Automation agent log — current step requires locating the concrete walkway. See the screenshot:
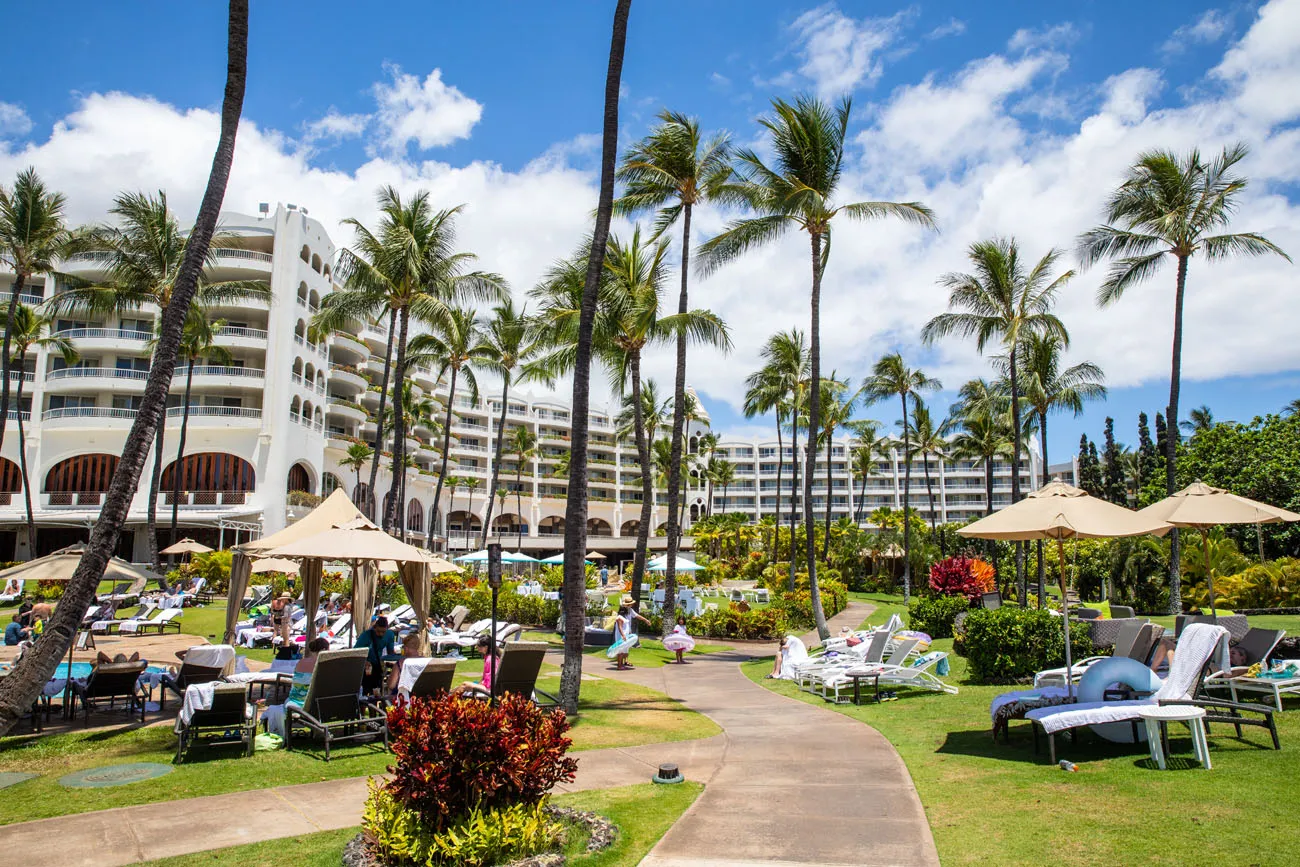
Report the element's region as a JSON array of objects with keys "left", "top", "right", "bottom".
[{"left": 0, "top": 600, "right": 939, "bottom": 867}]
